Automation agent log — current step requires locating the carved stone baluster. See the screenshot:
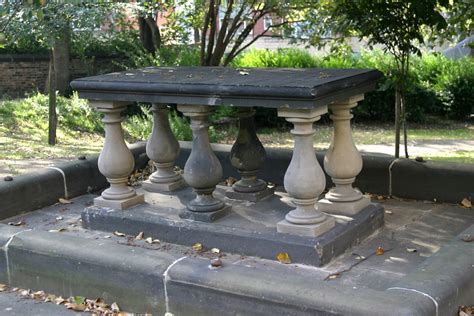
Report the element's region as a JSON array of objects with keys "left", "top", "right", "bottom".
[
  {"left": 143, "top": 103, "right": 185, "bottom": 192},
  {"left": 318, "top": 95, "right": 370, "bottom": 215},
  {"left": 91, "top": 101, "right": 144, "bottom": 210},
  {"left": 226, "top": 107, "right": 274, "bottom": 202},
  {"left": 177, "top": 105, "right": 230, "bottom": 222},
  {"left": 277, "top": 108, "right": 335, "bottom": 237}
]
